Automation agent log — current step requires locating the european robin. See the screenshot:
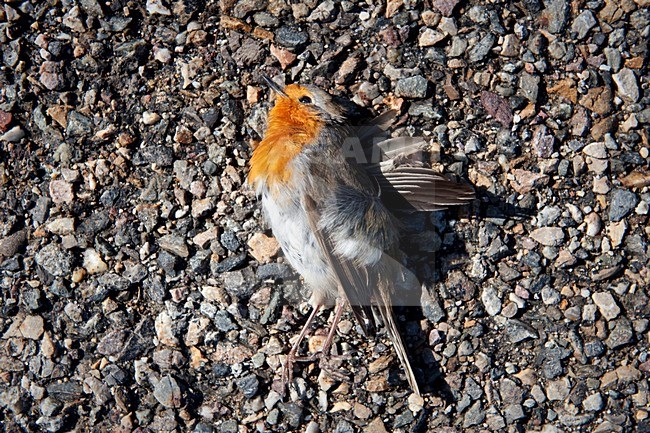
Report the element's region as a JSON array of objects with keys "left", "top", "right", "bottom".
[{"left": 248, "top": 75, "right": 474, "bottom": 396}]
